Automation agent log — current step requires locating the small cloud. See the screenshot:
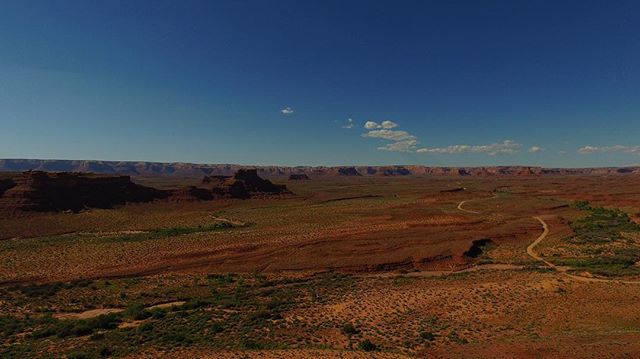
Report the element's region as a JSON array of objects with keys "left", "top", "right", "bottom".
[
  {"left": 364, "top": 121, "right": 381, "bottom": 129},
  {"left": 578, "top": 145, "right": 640, "bottom": 155},
  {"left": 364, "top": 120, "right": 398, "bottom": 130},
  {"left": 528, "top": 146, "right": 544, "bottom": 153},
  {"left": 342, "top": 118, "right": 355, "bottom": 129},
  {"left": 381, "top": 120, "right": 398, "bottom": 129},
  {"left": 378, "top": 139, "right": 418, "bottom": 152},
  {"left": 280, "top": 106, "right": 294, "bottom": 115},
  {"left": 362, "top": 129, "right": 417, "bottom": 142},
  {"left": 361, "top": 121, "right": 420, "bottom": 152},
  {"left": 417, "top": 140, "right": 522, "bottom": 156}
]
